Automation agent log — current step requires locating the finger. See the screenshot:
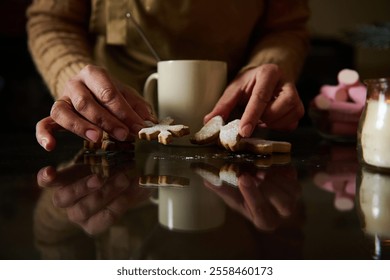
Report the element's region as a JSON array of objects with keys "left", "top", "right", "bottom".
[
  {"left": 239, "top": 67, "right": 281, "bottom": 137},
  {"left": 35, "top": 116, "right": 63, "bottom": 151},
  {"left": 120, "top": 84, "right": 158, "bottom": 123},
  {"left": 37, "top": 166, "right": 57, "bottom": 187},
  {"left": 65, "top": 80, "right": 132, "bottom": 141},
  {"left": 259, "top": 168, "right": 301, "bottom": 217},
  {"left": 261, "top": 85, "right": 304, "bottom": 130},
  {"left": 262, "top": 107, "right": 300, "bottom": 131},
  {"left": 66, "top": 172, "right": 130, "bottom": 223},
  {"left": 202, "top": 179, "right": 248, "bottom": 211},
  {"left": 262, "top": 178, "right": 296, "bottom": 218},
  {"left": 77, "top": 206, "right": 118, "bottom": 235},
  {"left": 238, "top": 174, "right": 279, "bottom": 231},
  {"left": 79, "top": 181, "right": 150, "bottom": 235},
  {"left": 78, "top": 66, "right": 145, "bottom": 134},
  {"left": 52, "top": 174, "right": 104, "bottom": 208},
  {"left": 50, "top": 98, "right": 103, "bottom": 143}
]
